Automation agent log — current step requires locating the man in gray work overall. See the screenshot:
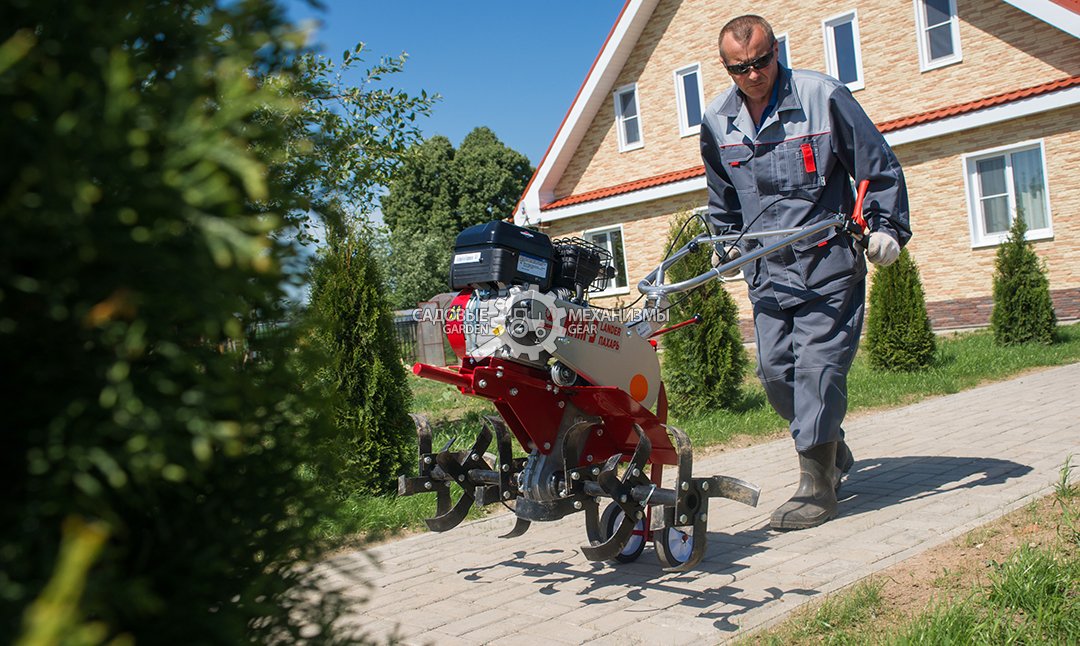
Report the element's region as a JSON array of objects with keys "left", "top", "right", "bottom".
[{"left": 700, "top": 15, "right": 911, "bottom": 529}]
